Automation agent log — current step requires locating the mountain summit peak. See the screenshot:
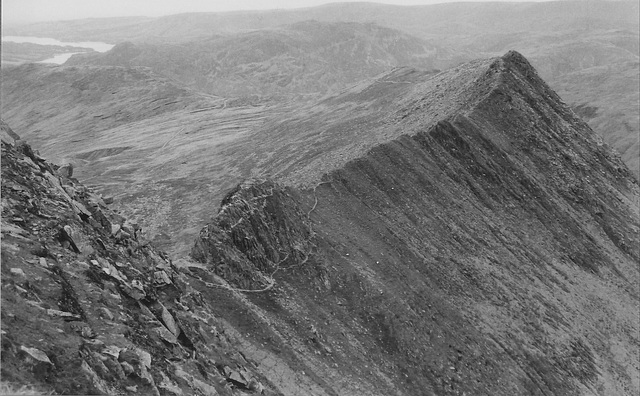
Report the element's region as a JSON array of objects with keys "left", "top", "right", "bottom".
[{"left": 501, "top": 49, "right": 534, "bottom": 69}]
